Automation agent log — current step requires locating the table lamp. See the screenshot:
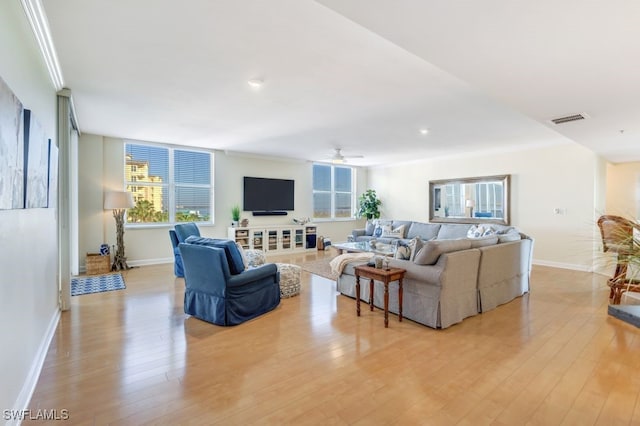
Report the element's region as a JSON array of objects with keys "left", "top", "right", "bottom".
[
  {"left": 104, "top": 191, "right": 135, "bottom": 271},
  {"left": 465, "top": 199, "right": 475, "bottom": 218}
]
